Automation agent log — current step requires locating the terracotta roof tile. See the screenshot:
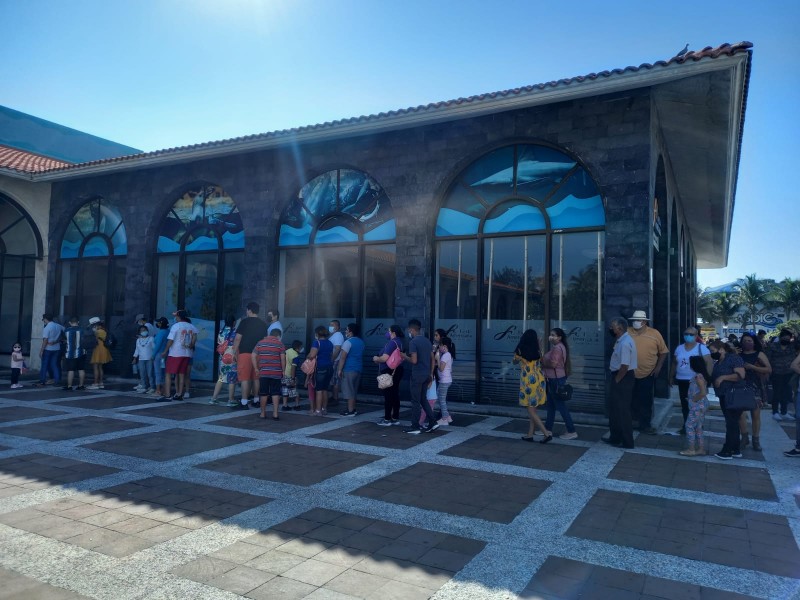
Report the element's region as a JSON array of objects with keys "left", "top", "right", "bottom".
[
  {"left": 39, "top": 41, "right": 752, "bottom": 175},
  {"left": 0, "top": 145, "right": 71, "bottom": 173}
]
